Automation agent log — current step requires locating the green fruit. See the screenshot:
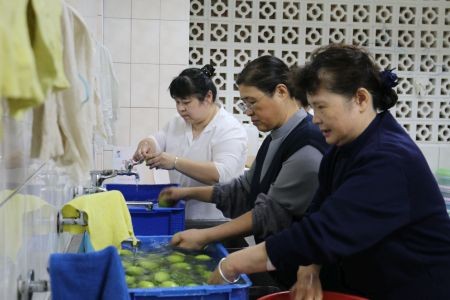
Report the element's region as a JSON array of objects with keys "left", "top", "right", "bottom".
[
  {"left": 186, "top": 283, "right": 199, "bottom": 287},
  {"left": 194, "top": 254, "right": 212, "bottom": 261},
  {"left": 121, "top": 261, "right": 132, "bottom": 269},
  {"left": 154, "top": 271, "right": 170, "bottom": 282},
  {"left": 158, "top": 194, "right": 174, "bottom": 207},
  {"left": 201, "top": 270, "right": 212, "bottom": 279},
  {"left": 166, "top": 254, "right": 184, "bottom": 263},
  {"left": 160, "top": 280, "right": 178, "bottom": 287},
  {"left": 170, "top": 262, "right": 191, "bottom": 270},
  {"left": 119, "top": 249, "right": 133, "bottom": 256},
  {"left": 194, "top": 264, "right": 207, "bottom": 271},
  {"left": 125, "top": 275, "right": 135, "bottom": 285},
  {"left": 137, "top": 260, "right": 159, "bottom": 270},
  {"left": 137, "top": 280, "right": 155, "bottom": 288},
  {"left": 125, "top": 265, "right": 145, "bottom": 276}
]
